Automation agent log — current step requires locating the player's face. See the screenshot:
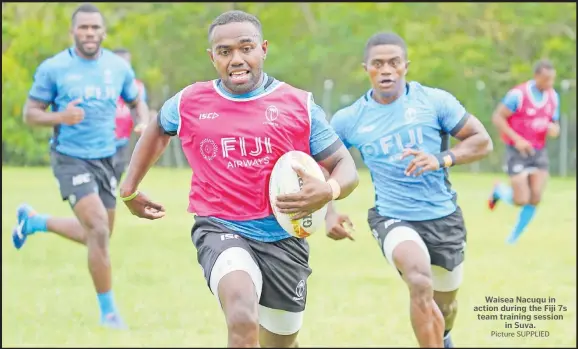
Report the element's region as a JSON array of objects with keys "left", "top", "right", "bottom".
[
  {"left": 71, "top": 12, "right": 106, "bottom": 58},
  {"left": 208, "top": 22, "right": 268, "bottom": 94},
  {"left": 535, "top": 68, "right": 556, "bottom": 91},
  {"left": 363, "top": 44, "right": 408, "bottom": 99}
]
